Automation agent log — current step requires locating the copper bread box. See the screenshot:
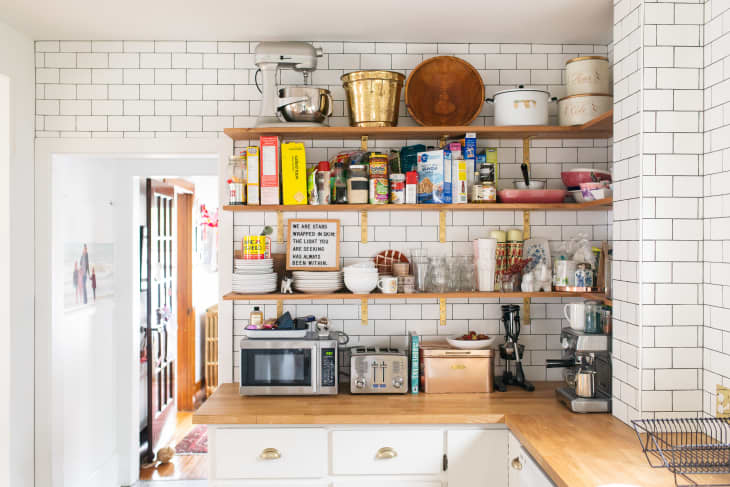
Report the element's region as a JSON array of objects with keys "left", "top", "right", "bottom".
[{"left": 420, "top": 344, "right": 495, "bottom": 393}]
